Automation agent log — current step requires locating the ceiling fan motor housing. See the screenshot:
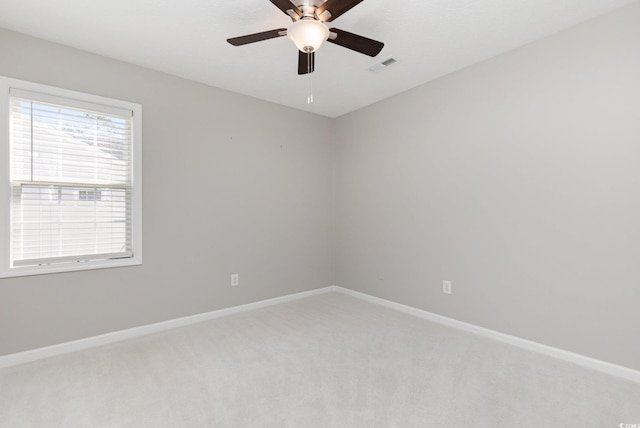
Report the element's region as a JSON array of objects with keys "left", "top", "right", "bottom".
[{"left": 295, "top": 0, "right": 332, "bottom": 20}]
